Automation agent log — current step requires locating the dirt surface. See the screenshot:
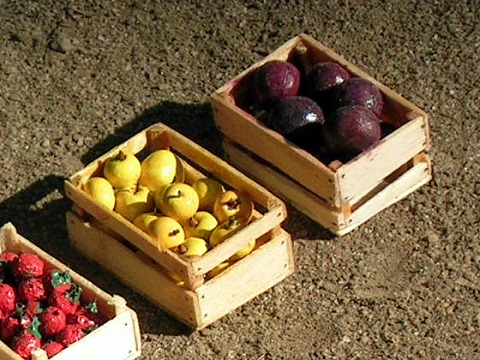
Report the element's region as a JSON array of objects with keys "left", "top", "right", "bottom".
[{"left": 1, "top": 1, "right": 479, "bottom": 359}]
